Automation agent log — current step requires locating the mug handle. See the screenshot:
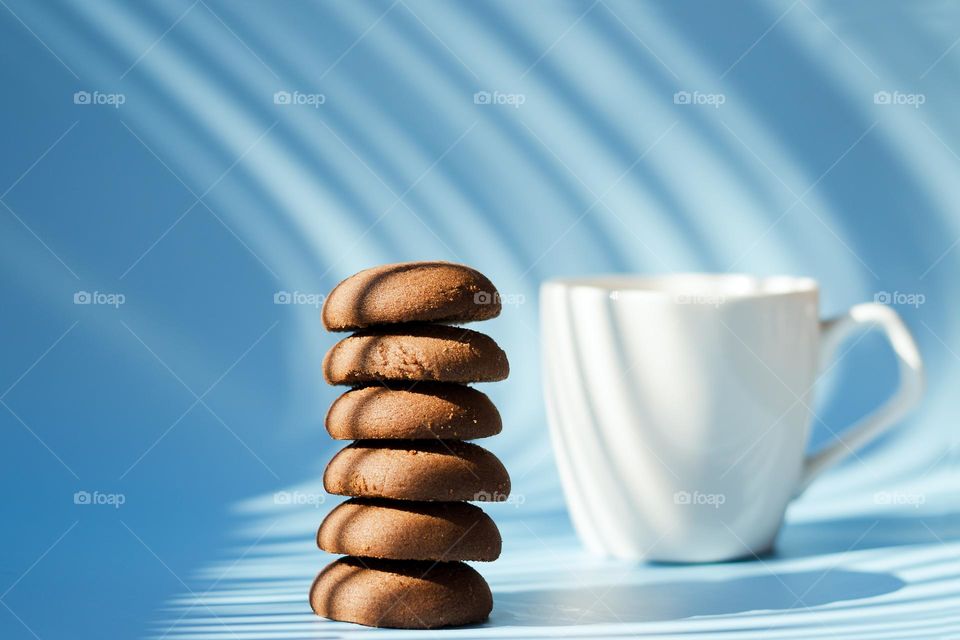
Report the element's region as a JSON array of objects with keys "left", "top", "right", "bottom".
[{"left": 797, "top": 303, "right": 924, "bottom": 491}]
